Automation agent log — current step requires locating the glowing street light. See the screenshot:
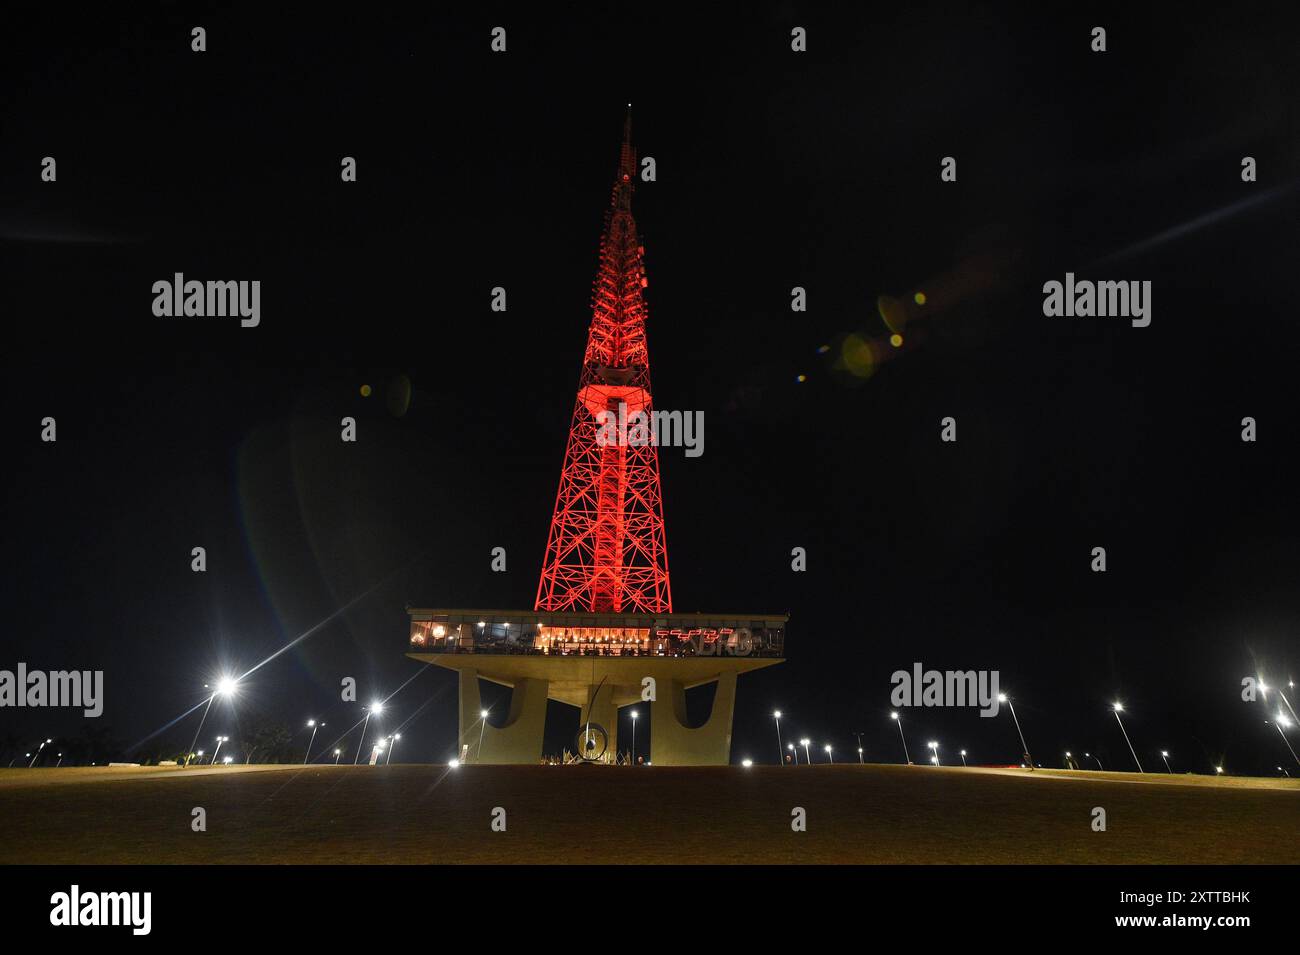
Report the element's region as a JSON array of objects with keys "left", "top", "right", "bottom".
[
  {"left": 997, "top": 693, "right": 1033, "bottom": 768},
  {"left": 386, "top": 733, "right": 401, "bottom": 765},
  {"left": 1215, "top": 765, "right": 1224, "bottom": 775},
  {"left": 773, "top": 711, "right": 784, "bottom": 765},
  {"left": 478, "top": 708, "right": 490, "bottom": 763},
  {"left": 824, "top": 744, "right": 833, "bottom": 763},
  {"left": 787, "top": 742, "right": 796, "bottom": 765},
  {"left": 211, "top": 735, "right": 228, "bottom": 765},
  {"left": 1160, "top": 750, "right": 1172, "bottom": 773},
  {"left": 1084, "top": 751, "right": 1103, "bottom": 770},
  {"left": 800, "top": 738, "right": 811, "bottom": 765},
  {"left": 890, "top": 712, "right": 911, "bottom": 764},
  {"left": 1271, "top": 714, "right": 1300, "bottom": 768},
  {"left": 630, "top": 709, "right": 639, "bottom": 764},
  {"left": 1260, "top": 679, "right": 1299, "bottom": 726},
  {"left": 449, "top": 759, "right": 461, "bottom": 769},
  {"left": 1111, "top": 703, "right": 1143, "bottom": 772},
  {"left": 959, "top": 749, "right": 967, "bottom": 767},
  {"left": 333, "top": 748, "right": 342, "bottom": 765},
  {"left": 741, "top": 758, "right": 753, "bottom": 768},
  {"left": 185, "top": 675, "right": 238, "bottom": 768},
  {"left": 222, "top": 756, "right": 233, "bottom": 765},
  {"left": 927, "top": 740, "right": 939, "bottom": 766},
  {"left": 355, "top": 702, "right": 383, "bottom": 765},
  {"left": 304, "top": 719, "right": 323, "bottom": 764},
  {"left": 27, "top": 738, "right": 52, "bottom": 768}
]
